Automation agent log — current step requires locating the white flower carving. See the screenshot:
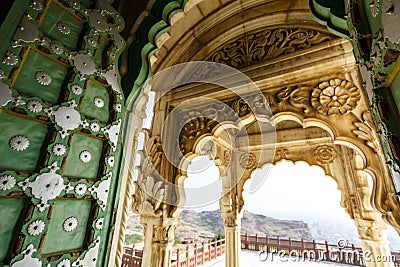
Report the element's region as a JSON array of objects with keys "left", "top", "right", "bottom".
[
  {"left": 57, "top": 259, "right": 71, "bottom": 267},
  {"left": 30, "top": 1, "right": 44, "bottom": 11},
  {"left": 26, "top": 100, "right": 42, "bottom": 113},
  {"left": 107, "top": 156, "right": 114, "bottom": 167},
  {"left": 2, "top": 51, "right": 18, "bottom": 66},
  {"left": 52, "top": 144, "right": 66, "bottom": 156},
  {"left": 90, "top": 122, "right": 100, "bottom": 132},
  {"left": 75, "top": 183, "right": 87, "bottom": 195},
  {"left": 9, "top": 135, "right": 30, "bottom": 151},
  {"left": 71, "top": 84, "right": 82, "bottom": 95},
  {"left": 50, "top": 42, "right": 63, "bottom": 55},
  {"left": 114, "top": 104, "right": 121, "bottom": 112},
  {"left": 95, "top": 218, "right": 104, "bottom": 230},
  {"left": 63, "top": 217, "right": 78, "bottom": 232},
  {"left": 93, "top": 97, "right": 105, "bottom": 108},
  {"left": 53, "top": 103, "right": 83, "bottom": 136},
  {"left": 79, "top": 150, "right": 92, "bottom": 163},
  {"left": 311, "top": 79, "right": 361, "bottom": 115},
  {"left": 27, "top": 220, "right": 45, "bottom": 236},
  {"left": 0, "top": 175, "right": 16, "bottom": 190},
  {"left": 35, "top": 71, "right": 52, "bottom": 85},
  {"left": 88, "top": 37, "right": 97, "bottom": 47},
  {"left": 57, "top": 22, "right": 70, "bottom": 35}
]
